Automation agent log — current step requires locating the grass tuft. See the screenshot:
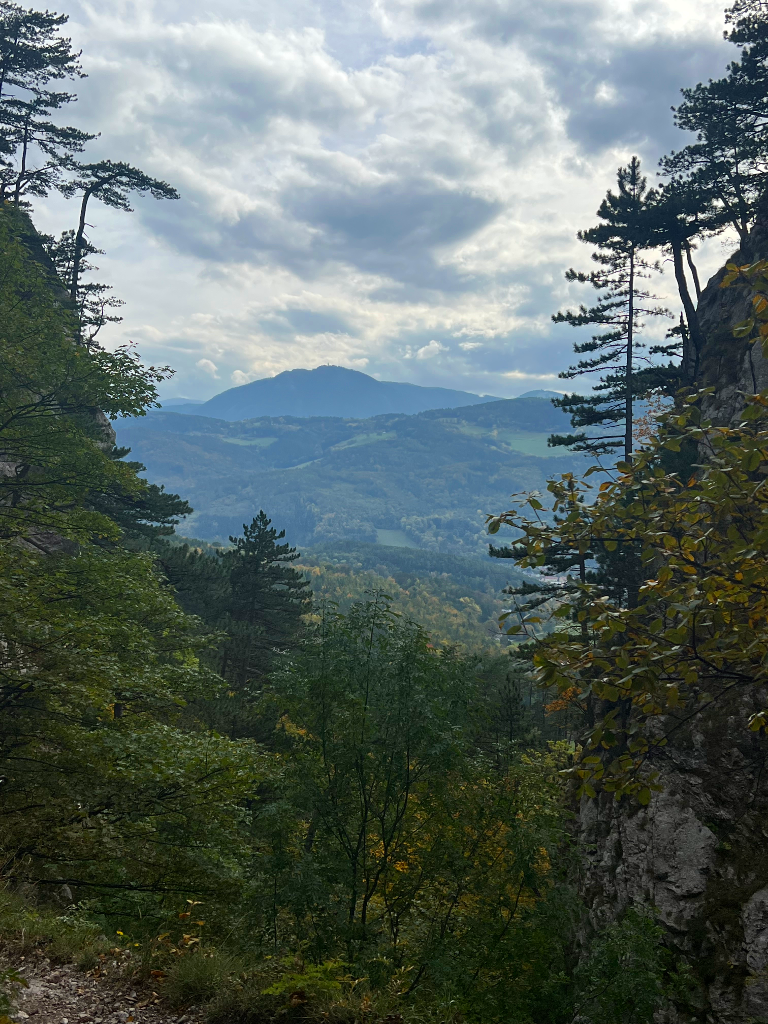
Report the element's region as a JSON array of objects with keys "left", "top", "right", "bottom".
[{"left": 163, "top": 950, "right": 242, "bottom": 1009}]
